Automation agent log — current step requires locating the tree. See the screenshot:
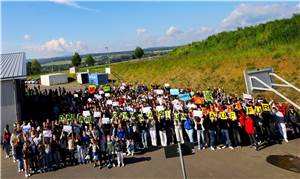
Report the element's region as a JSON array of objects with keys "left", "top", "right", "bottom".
[
  {"left": 85, "top": 55, "right": 95, "bottom": 66},
  {"left": 26, "top": 61, "right": 32, "bottom": 75},
  {"left": 31, "top": 59, "right": 41, "bottom": 74},
  {"left": 134, "top": 46, "right": 144, "bottom": 59},
  {"left": 71, "top": 52, "right": 82, "bottom": 67}
]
